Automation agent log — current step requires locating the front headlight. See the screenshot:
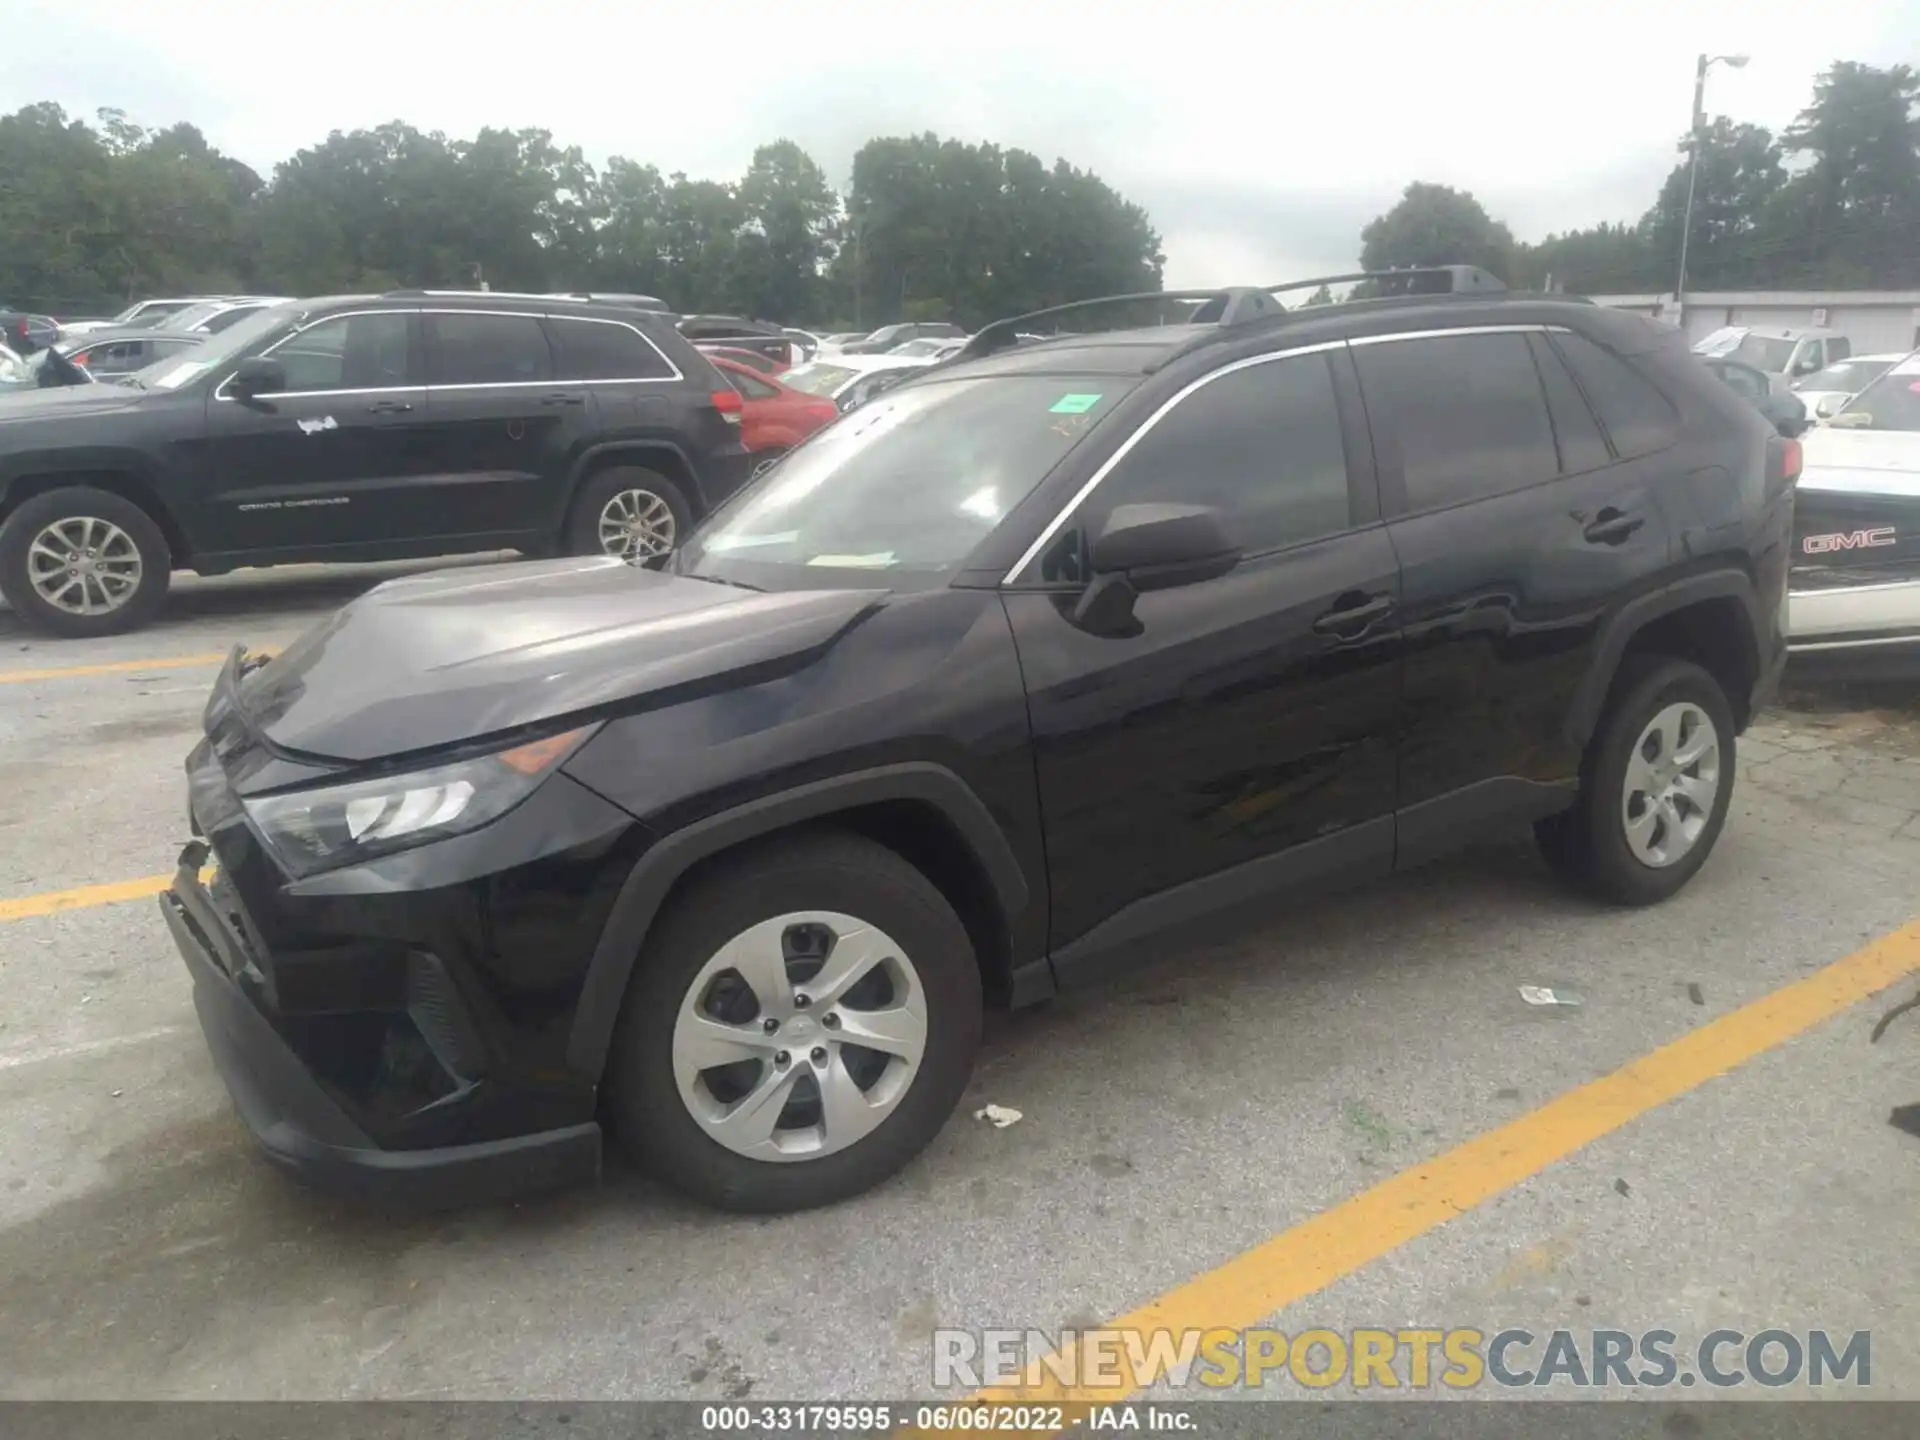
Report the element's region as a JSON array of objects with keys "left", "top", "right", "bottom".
[{"left": 243, "top": 726, "right": 596, "bottom": 877}]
